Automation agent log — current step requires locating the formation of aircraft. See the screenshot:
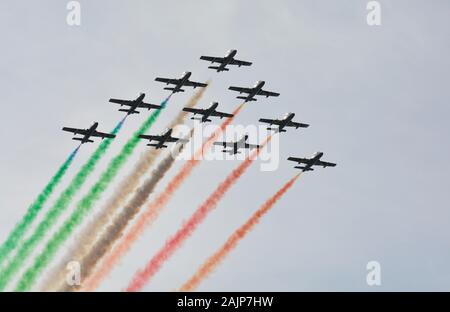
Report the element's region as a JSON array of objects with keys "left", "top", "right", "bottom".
[
  {"left": 155, "top": 72, "right": 208, "bottom": 94},
  {"left": 259, "top": 113, "right": 309, "bottom": 132},
  {"left": 213, "top": 134, "right": 260, "bottom": 155},
  {"left": 182, "top": 102, "right": 234, "bottom": 123},
  {"left": 288, "top": 152, "right": 336, "bottom": 172},
  {"left": 200, "top": 49, "right": 252, "bottom": 72},
  {"left": 62, "top": 122, "right": 116, "bottom": 144},
  {"left": 138, "top": 129, "right": 188, "bottom": 149},
  {"left": 228, "top": 81, "right": 280, "bottom": 102},
  {"left": 61, "top": 48, "right": 336, "bottom": 172},
  {"left": 109, "top": 93, "right": 162, "bottom": 115}
]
